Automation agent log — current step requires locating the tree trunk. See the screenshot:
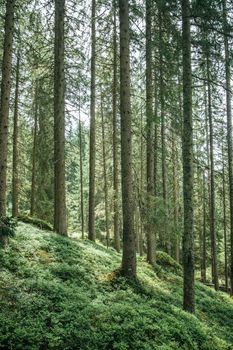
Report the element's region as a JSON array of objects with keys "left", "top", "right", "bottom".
[
  {"left": 112, "top": 0, "right": 120, "bottom": 252},
  {"left": 206, "top": 51, "right": 219, "bottom": 290},
  {"left": 222, "top": 144, "right": 228, "bottom": 292},
  {"left": 0, "top": 0, "right": 15, "bottom": 217},
  {"left": 182, "top": 0, "right": 195, "bottom": 313},
  {"left": 88, "top": 0, "right": 96, "bottom": 241},
  {"left": 158, "top": 6, "right": 169, "bottom": 254},
  {"left": 30, "top": 81, "right": 39, "bottom": 217},
  {"left": 222, "top": 0, "right": 233, "bottom": 295},
  {"left": 79, "top": 96, "right": 85, "bottom": 239},
  {"left": 101, "top": 97, "right": 110, "bottom": 248},
  {"left": 146, "top": 0, "right": 155, "bottom": 265},
  {"left": 201, "top": 171, "right": 207, "bottom": 283},
  {"left": 12, "top": 51, "right": 20, "bottom": 217},
  {"left": 54, "top": 0, "right": 67, "bottom": 234},
  {"left": 119, "top": 0, "right": 136, "bottom": 278},
  {"left": 172, "top": 130, "right": 179, "bottom": 262}
]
